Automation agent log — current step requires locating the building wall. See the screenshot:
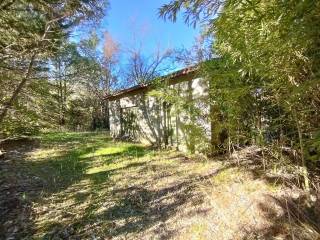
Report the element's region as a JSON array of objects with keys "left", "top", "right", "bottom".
[{"left": 108, "top": 76, "right": 211, "bottom": 152}]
